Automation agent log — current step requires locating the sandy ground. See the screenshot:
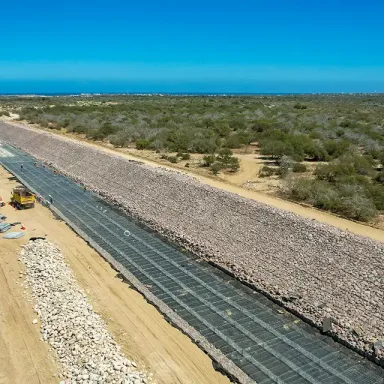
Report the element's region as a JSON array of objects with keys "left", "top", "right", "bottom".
[{"left": 0, "top": 167, "right": 231, "bottom": 384}]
